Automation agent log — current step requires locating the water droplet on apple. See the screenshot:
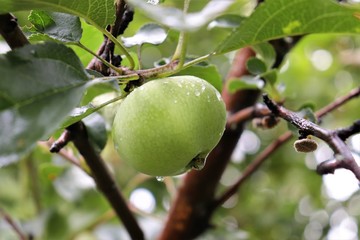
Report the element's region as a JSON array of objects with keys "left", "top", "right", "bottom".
[
  {"left": 156, "top": 176, "right": 164, "bottom": 182},
  {"left": 195, "top": 90, "right": 200, "bottom": 97},
  {"left": 201, "top": 85, "right": 206, "bottom": 92}
]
